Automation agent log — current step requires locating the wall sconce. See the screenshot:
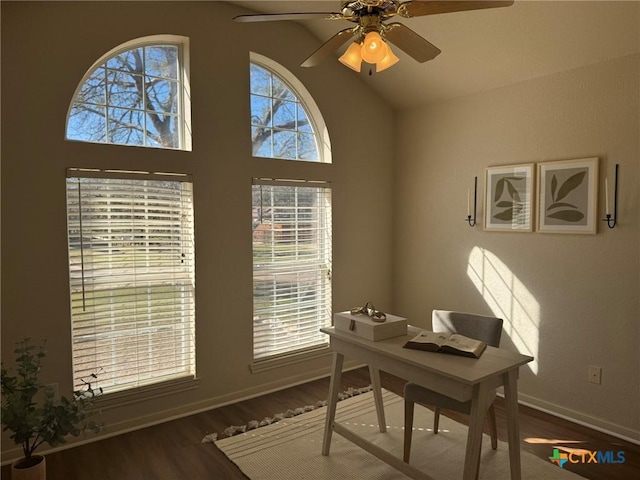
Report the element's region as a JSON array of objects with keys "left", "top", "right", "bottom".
[
  {"left": 602, "top": 163, "right": 619, "bottom": 229},
  {"left": 466, "top": 176, "right": 477, "bottom": 227}
]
